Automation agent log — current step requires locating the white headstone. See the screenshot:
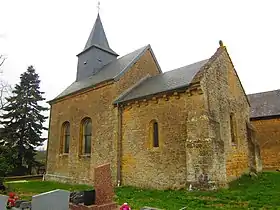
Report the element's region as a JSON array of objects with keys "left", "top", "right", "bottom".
[
  {"left": 31, "top": 189, "right": 70, "bottom": 210},
  {"left": 0, "top": 194, "right": 8, "bottom": 209}
]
